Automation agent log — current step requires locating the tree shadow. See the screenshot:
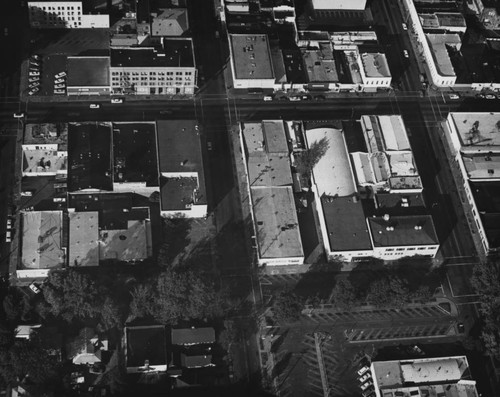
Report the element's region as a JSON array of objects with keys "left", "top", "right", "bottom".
[
  {"left": 157, "top": 216, "right": 192, "bottom": 266},
  {"left": 272, "top": 351, "right": 292, "bottom": 379},
  {"left": 270, "top": 328, "right": 290, "bottom": 354}
]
